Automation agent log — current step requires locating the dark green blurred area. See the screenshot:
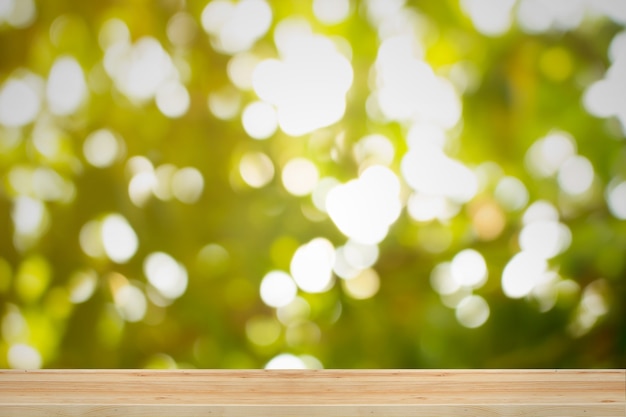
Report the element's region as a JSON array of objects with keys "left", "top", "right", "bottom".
[{"left": 0, "top": 0, "right": 625, "bottom": 369}]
